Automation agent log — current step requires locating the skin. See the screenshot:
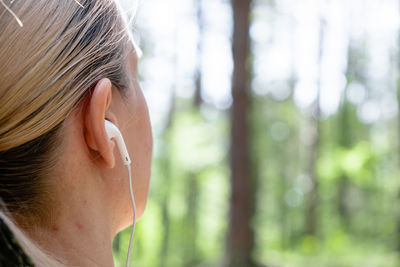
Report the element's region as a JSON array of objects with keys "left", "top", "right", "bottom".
[{"left": 30, "top": 45, "right": 152, "bottom": 266}]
